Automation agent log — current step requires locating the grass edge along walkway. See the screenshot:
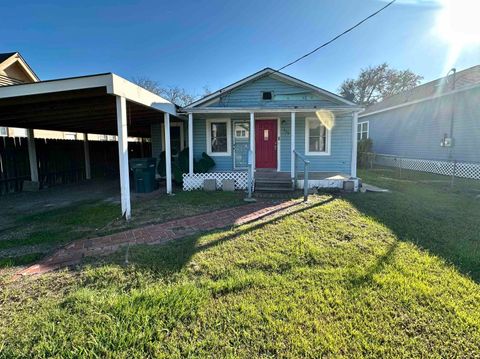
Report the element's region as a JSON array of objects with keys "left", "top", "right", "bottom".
[{"left": 13, "top": 199, "right": 300, "bottom": 278}]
